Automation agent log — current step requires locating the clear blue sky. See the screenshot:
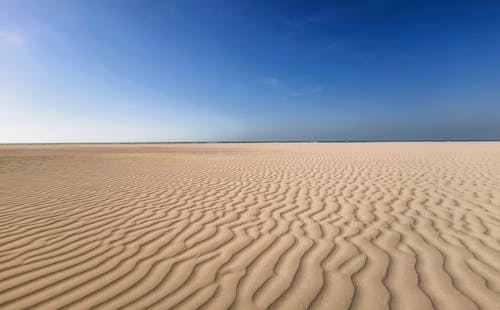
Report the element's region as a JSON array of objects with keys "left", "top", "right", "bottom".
[{"left": 1, "top": 0, "right": 500, "bottom": 142}]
